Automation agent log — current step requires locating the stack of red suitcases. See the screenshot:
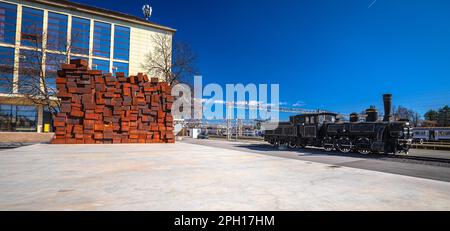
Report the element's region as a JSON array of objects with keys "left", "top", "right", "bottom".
[{"left": 51, "top": 59, "right": 175, "bottom": 144}]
